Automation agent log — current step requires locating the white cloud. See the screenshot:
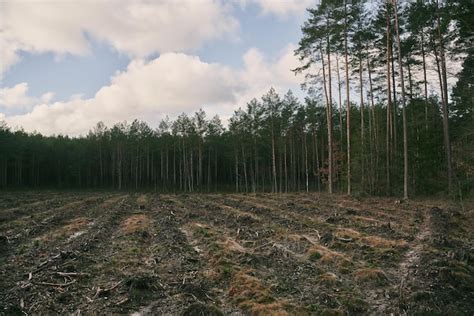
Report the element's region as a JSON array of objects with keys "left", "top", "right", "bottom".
[
  {"left": 238, "top": 0, "right": 316, "bottom": 17},
  {"left": 0, "top": 82, "right": 54, "bottom": 110},
  {"left": 0, "top": 83, "right": 32, "bottom": 109},
  {"left": 237, "top": 44, "right": 302, "bottom": 103},
  {"left": 3, "top": 48, "right": 304, "bottom": 136},
  {"left": 0, "top": 0, "right": 239, "bottom": 76}
]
